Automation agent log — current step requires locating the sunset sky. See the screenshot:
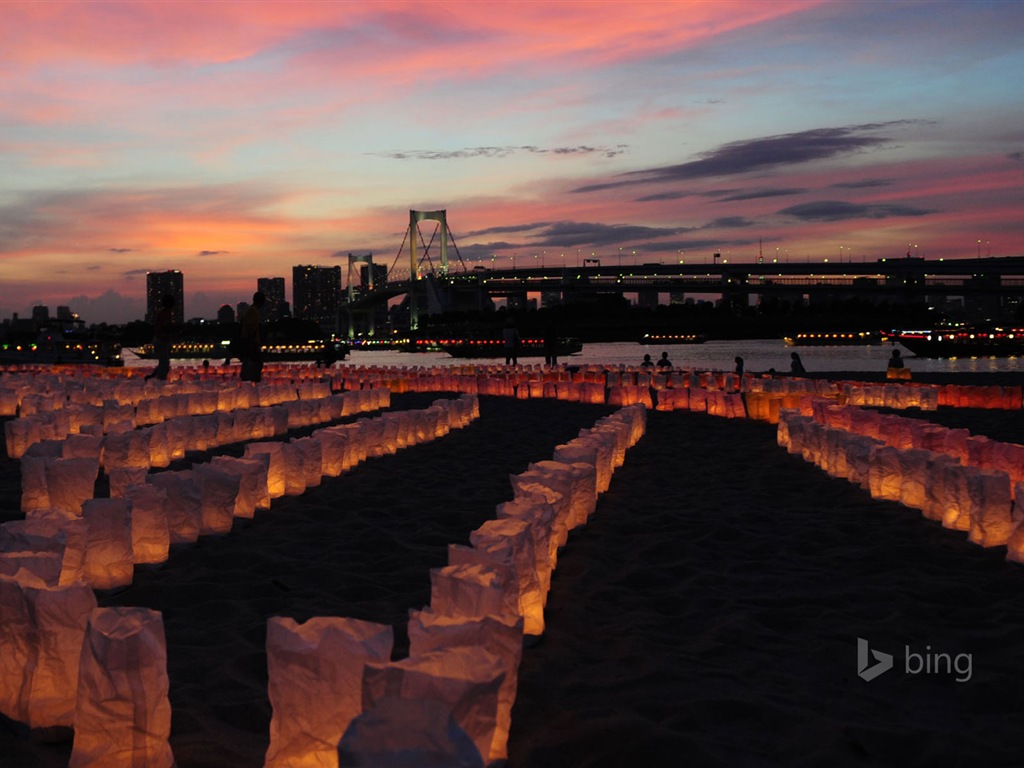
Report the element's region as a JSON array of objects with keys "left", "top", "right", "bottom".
[{"left": 2, "top": 0, "right": 1023, "bottom": 323}]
